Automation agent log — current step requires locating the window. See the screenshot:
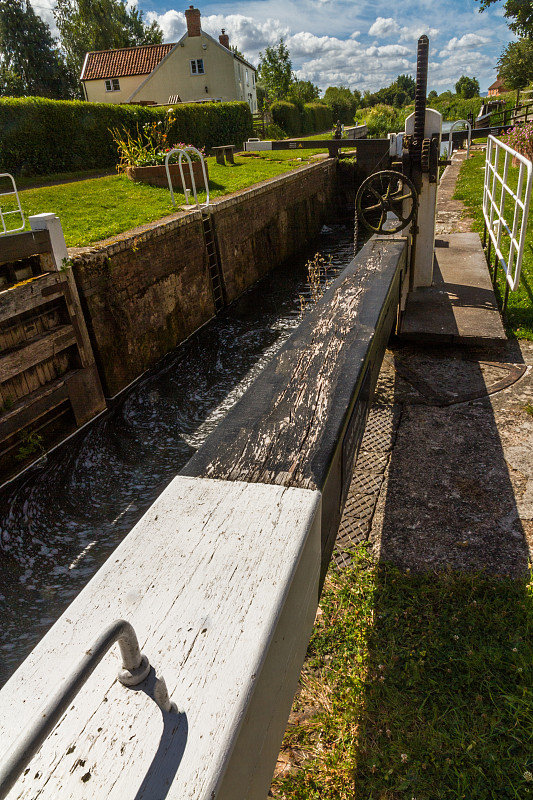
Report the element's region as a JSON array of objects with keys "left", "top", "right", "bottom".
[
  {"left": 105, "top": 78, "right": 120, "bottom": 91},
  {"left": 190, "top": 59, "right": 205, "bottom": 75},
  {"left": 246, "top": 69, "right": 249, "bottom": 86}
]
